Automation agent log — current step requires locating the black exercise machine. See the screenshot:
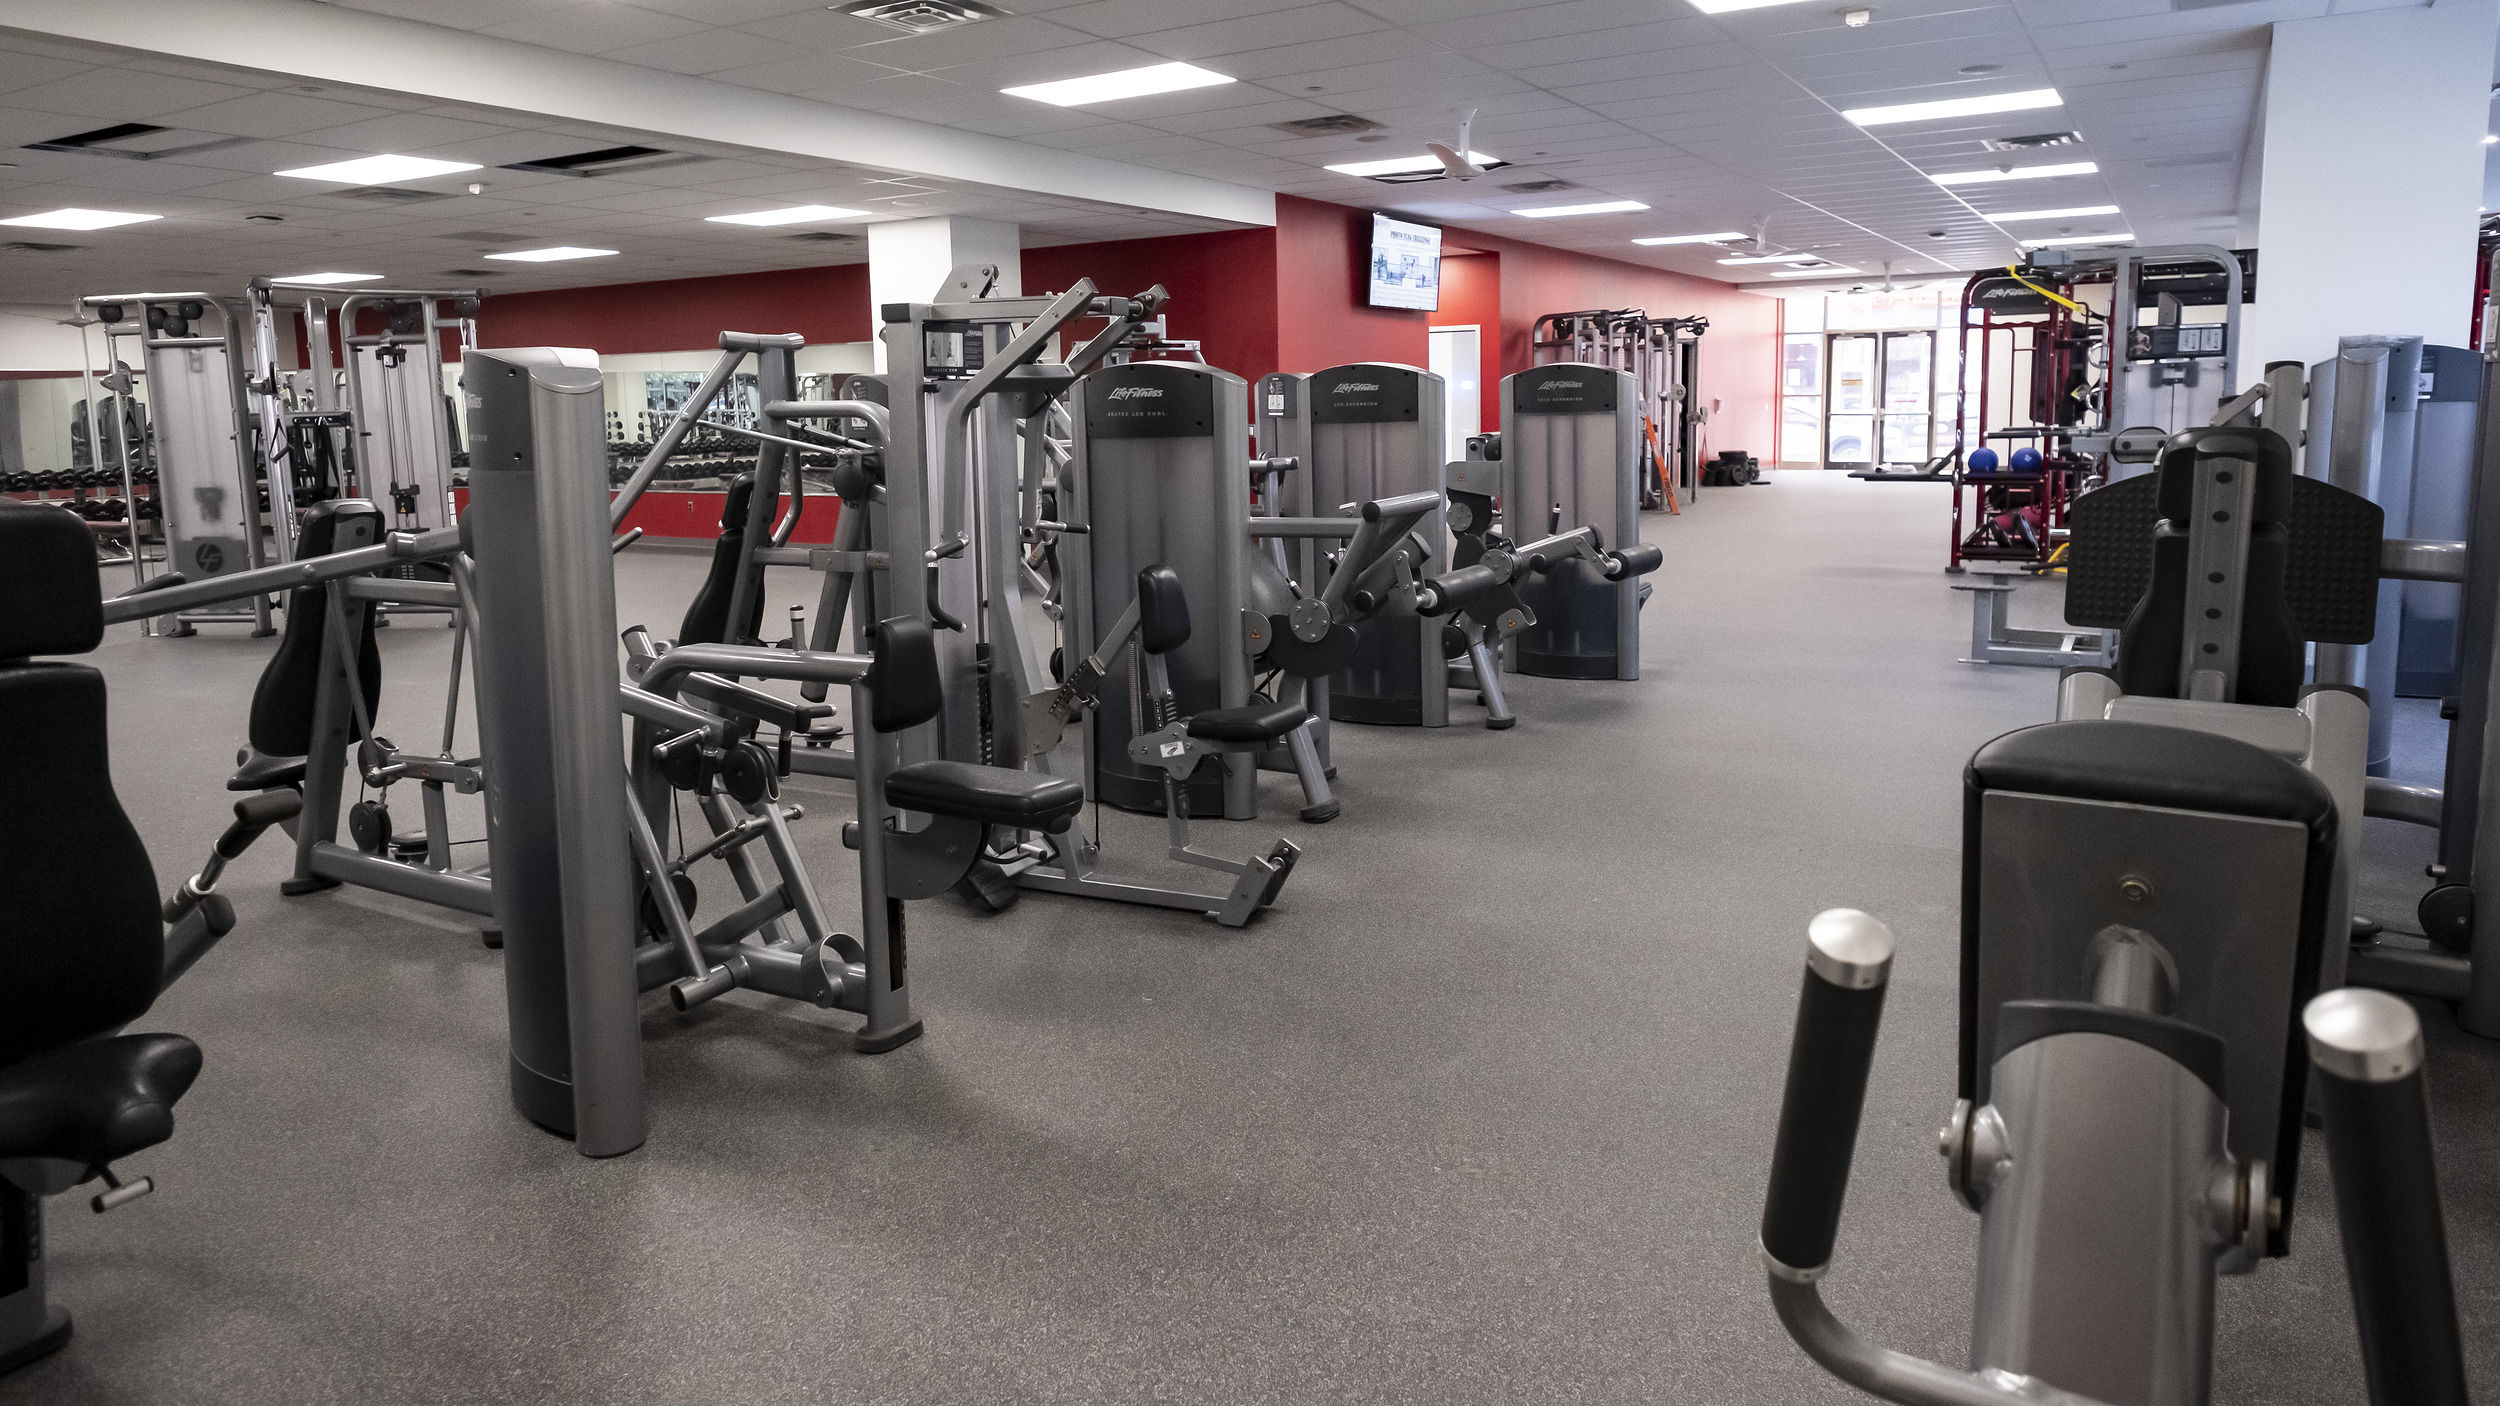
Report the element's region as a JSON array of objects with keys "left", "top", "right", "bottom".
[{"left": 0, "top": 502, "right": 294, "bottom": 1376}]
